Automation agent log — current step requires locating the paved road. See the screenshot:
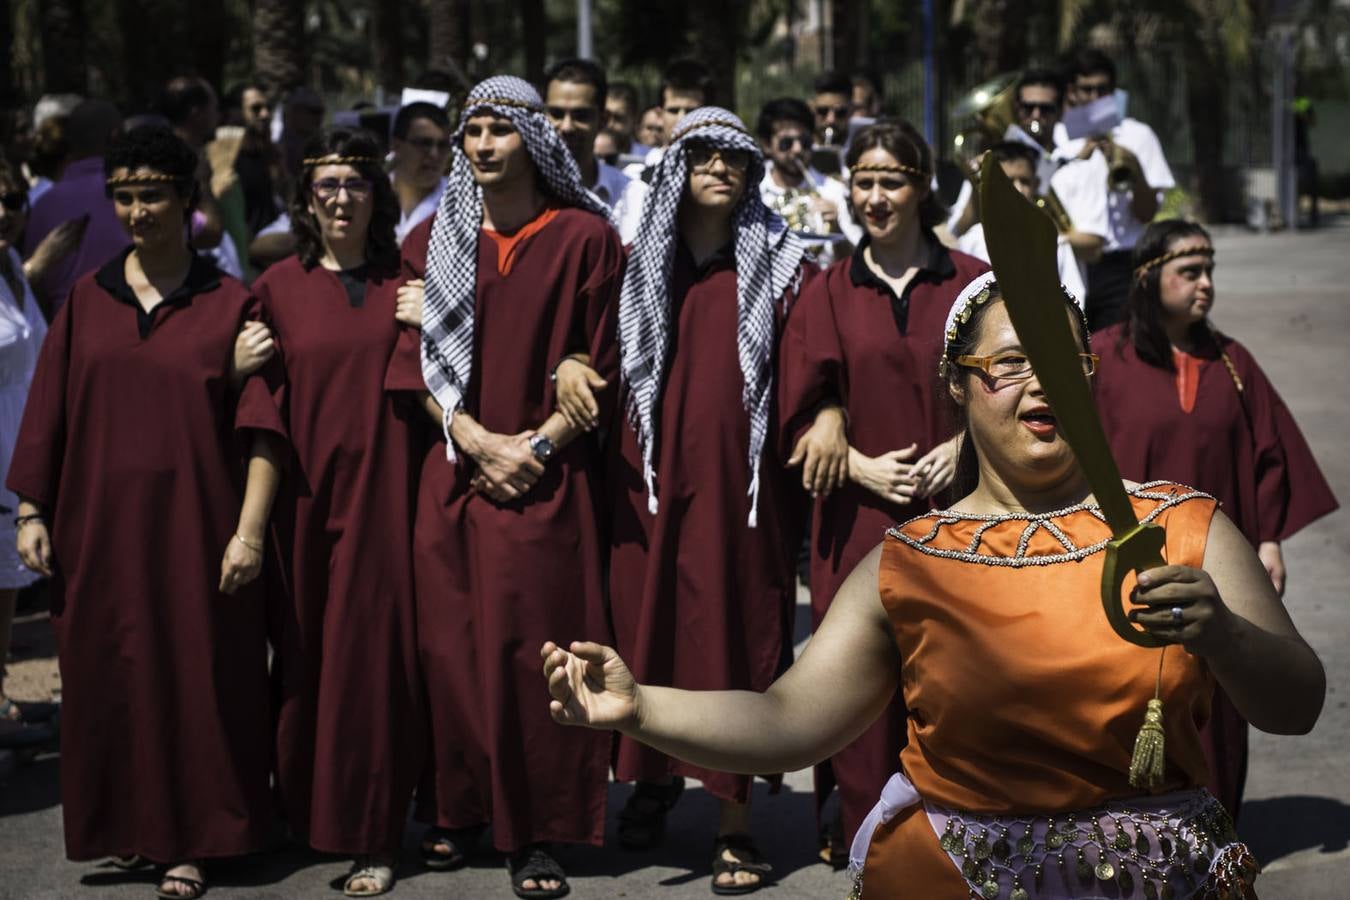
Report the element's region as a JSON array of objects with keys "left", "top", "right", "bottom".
[{"left": 2, "top": 222, "right": 1347, "bottom": 899}]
